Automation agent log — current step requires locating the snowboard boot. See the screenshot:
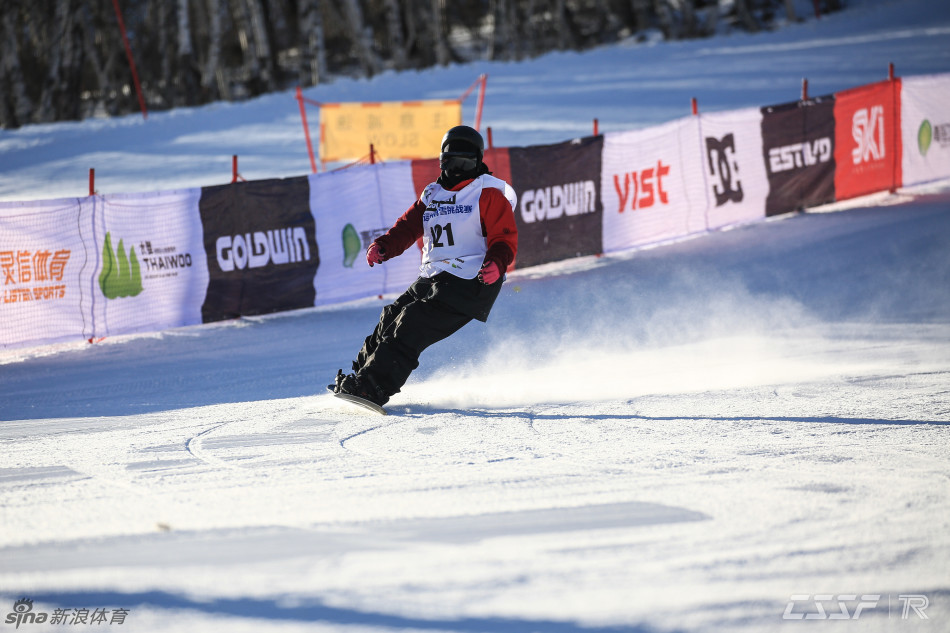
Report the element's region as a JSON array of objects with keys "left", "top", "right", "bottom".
[{"left": 337, "top": 371, "right": 390, "bottom": 407}]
